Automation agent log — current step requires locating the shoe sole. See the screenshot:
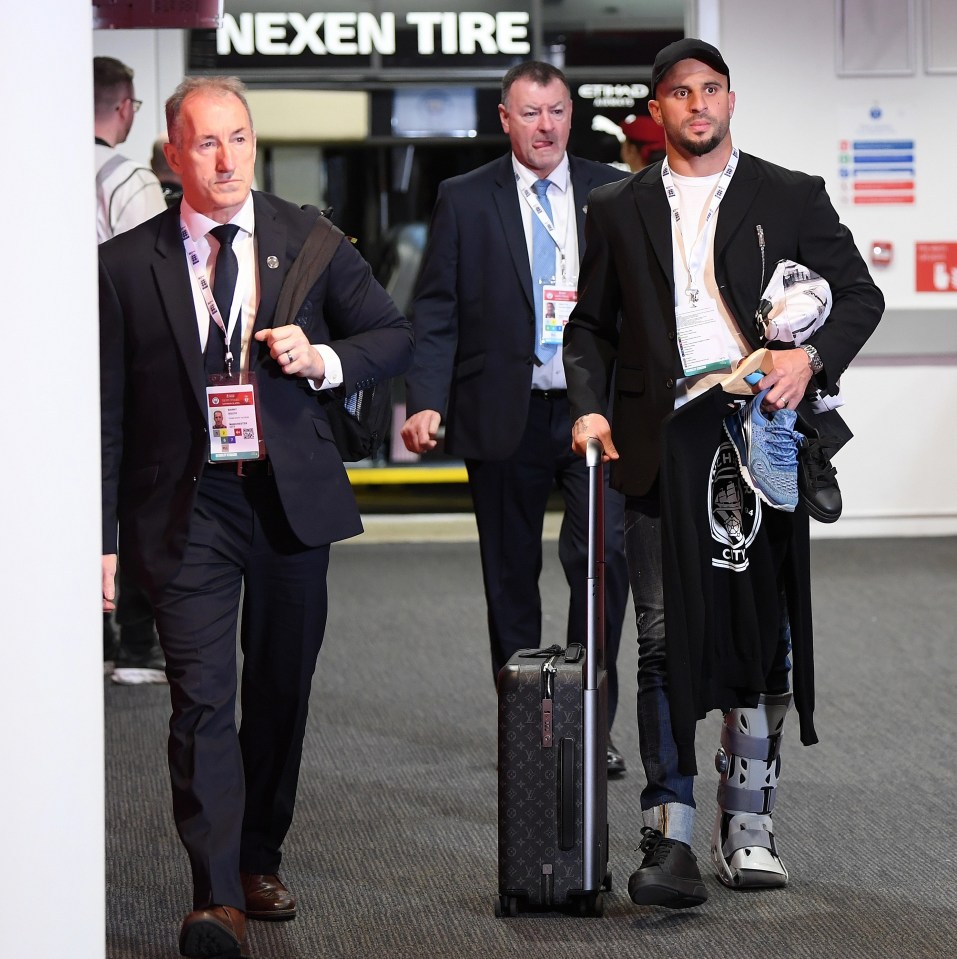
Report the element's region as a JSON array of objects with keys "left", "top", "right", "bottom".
[
  {"left": 711, "top": 843, "right": 789, "bottom": 890},
  {"left": 179, "top": 920, "right": 243, "bottom": 958},
  {"left": 111, "top": 668, "right": 168, "bottom": 685},
  {"left": 246, "top": 906, "right": 297, "bottom": 921},
  {"left": 724, "top": 418, "right": 796, "bottom": 511},
  {"left": 716, "top": 867, "right": 788, "bottom": 890},
  {"left": 798, "top": 491, "right": 842, "bottom": 524},
  {"left": 628, "top": 876, "right": 708, "bottom": 909}
]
